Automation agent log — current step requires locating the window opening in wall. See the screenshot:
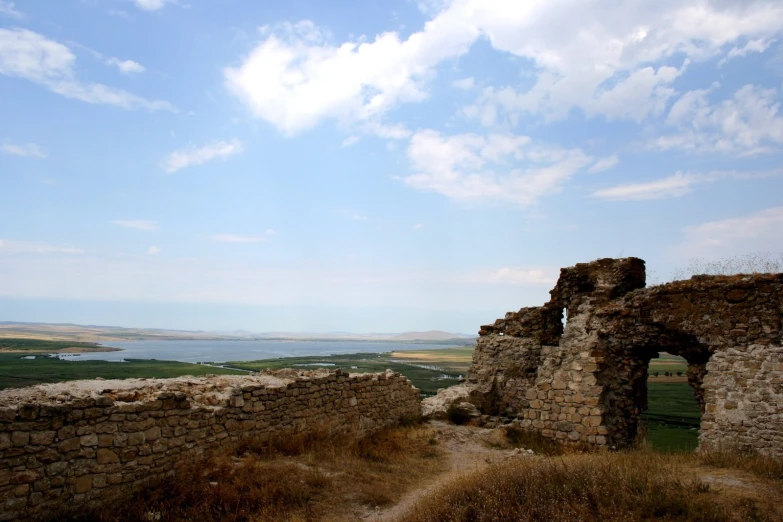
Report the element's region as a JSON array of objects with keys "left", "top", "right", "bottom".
[
  {"left": 641, "top": 352, "right": 701, "bottom": 451},
  {"left": 561, "top": 308, "right": 567, "bottom": 328}
]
